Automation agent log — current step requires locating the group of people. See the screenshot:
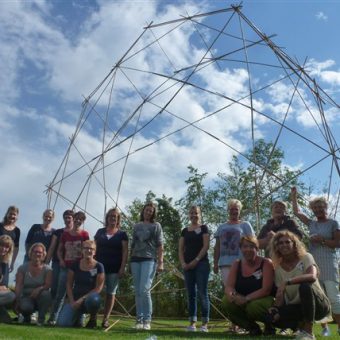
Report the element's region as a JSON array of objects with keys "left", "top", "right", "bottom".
[{"left": 0, "top": 187, "right": 339, "bottom": 339}]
